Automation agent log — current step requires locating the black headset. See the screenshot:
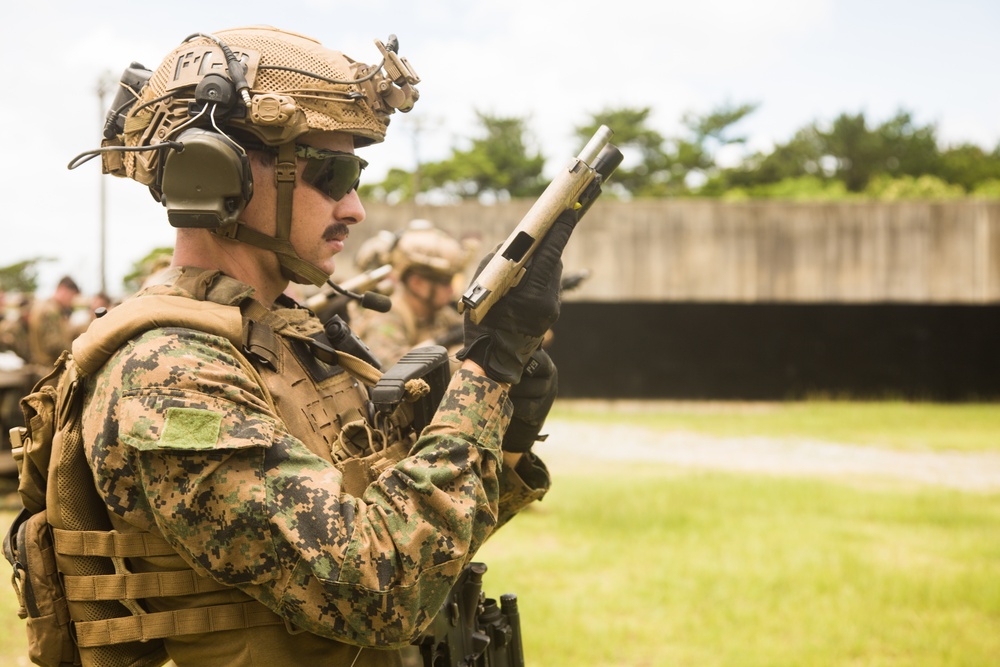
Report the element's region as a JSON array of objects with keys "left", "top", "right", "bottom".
[
  {"left": 157, "top": 45, "right": 256, "bottom": 229},
  {"left": 72, "top": 35, "right": 255, "bottom": 230},
  {"left": 158, "top": 126, "right": 252, "bottom": 228}
]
